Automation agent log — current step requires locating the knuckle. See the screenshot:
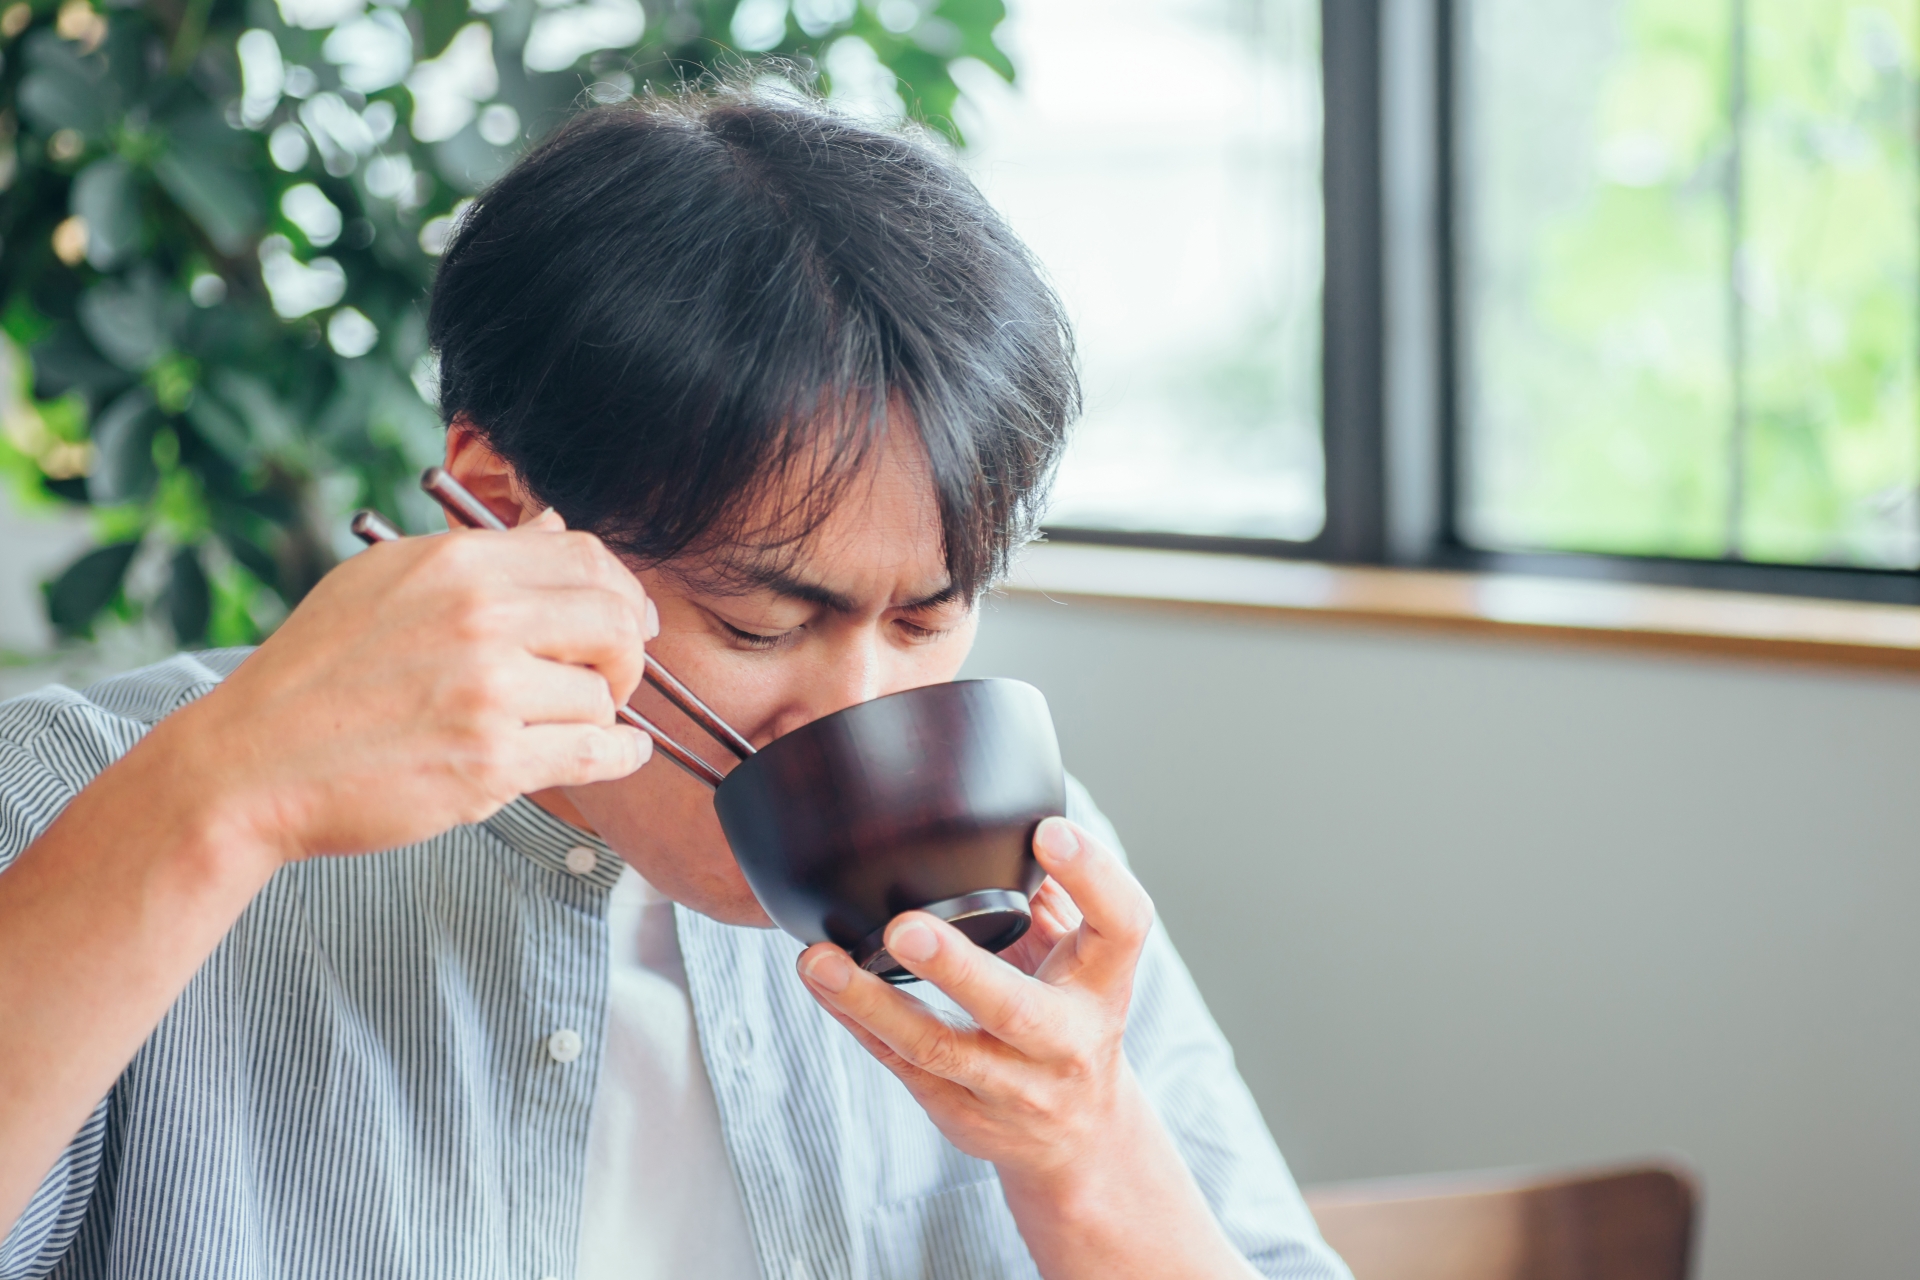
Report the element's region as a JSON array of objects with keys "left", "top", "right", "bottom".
[
  {"left": 590, "top": 680, "right": 618, "bottom": 724},
  {"left": 598, "top": 593, "right": 643, "bottom": 649},
  {"left": 462, "top": 661, "right": 518, "bottom": 712},
  {"left": 1106, "top": 883, "right": 1155, "bottom": 947},
  {"left": 910, "top": 1026, "right": 963, "bottom": 1077},
  {"left": 1032, "top": 1035, "right": 1097, "bottom": 1089},
  {"left": 995, "top": 988, "right": 1047, "bottom": 1043},
  {"left": 430, "top": 531, "right": 482, "bottom": 574},
  {"left": 1124, "top": 891, "right": 1157, "bottom": 943},
  {"left": 466, "top": 735, "right": 519, "bottom": 797},
  {"left": 934, "top": 935, "right": 978, "bottom": 985},
  {"left": 572, "top": 730, "right": 611, "bottom": 774},
  {"left": 445, "top": 589, "right": 501, "bottom": 643},
  {"left": 563, "top": 531, "right": 608, "bottom": 580}
]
